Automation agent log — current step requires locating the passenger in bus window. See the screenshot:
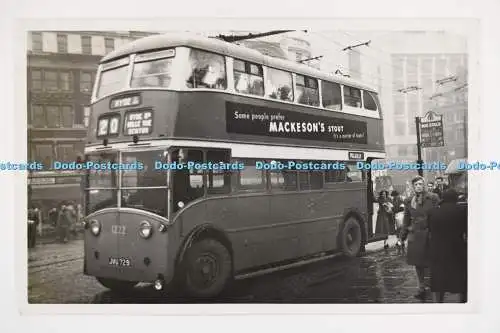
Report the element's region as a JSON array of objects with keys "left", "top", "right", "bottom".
[
  {"left": 321, "top": 81, "right": 342, "bottom": 111},
  {"left": 186, "top": 50, "right": 226, "bottom": 90}
]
